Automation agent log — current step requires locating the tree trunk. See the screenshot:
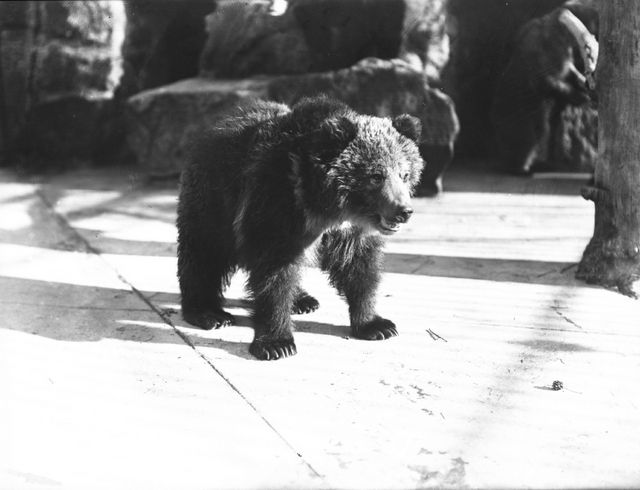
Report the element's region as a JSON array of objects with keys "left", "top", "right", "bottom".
[{"left": 576, "top": 1, "right": 640, "bottom": 297}]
